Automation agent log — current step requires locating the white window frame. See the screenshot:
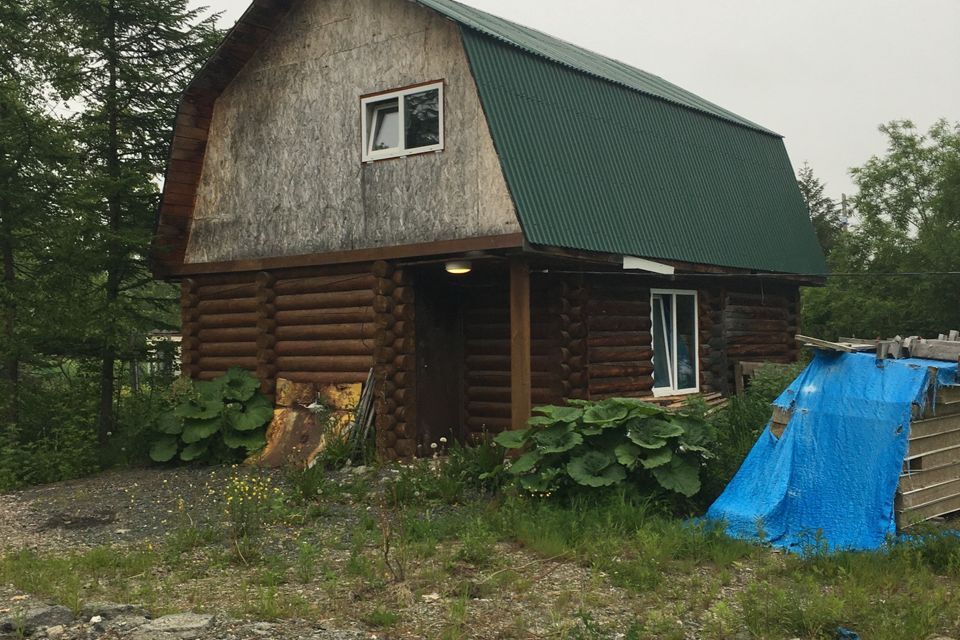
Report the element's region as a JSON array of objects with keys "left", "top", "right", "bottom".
[
  {"left": 361, "top": 81, "right": 444, "bottom": 162},
  {"left": 650, "top": 288, "right": 699, "bottom": 397}
]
